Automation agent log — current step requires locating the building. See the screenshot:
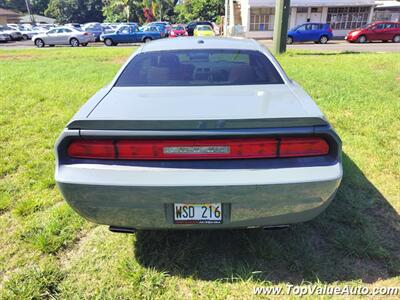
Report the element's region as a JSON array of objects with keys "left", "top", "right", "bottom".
[
  {"left": 20, "top": 14, "right": 56, "bottom": 24},
  {"left": 0, "top": 8, "right": 20, "bottom": 24},
  {"left": 374, "top": 1, "right": 400, "bottom": 22},
  {"left": 226, "top": 0, "right": 377, "bottom": 38}
]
